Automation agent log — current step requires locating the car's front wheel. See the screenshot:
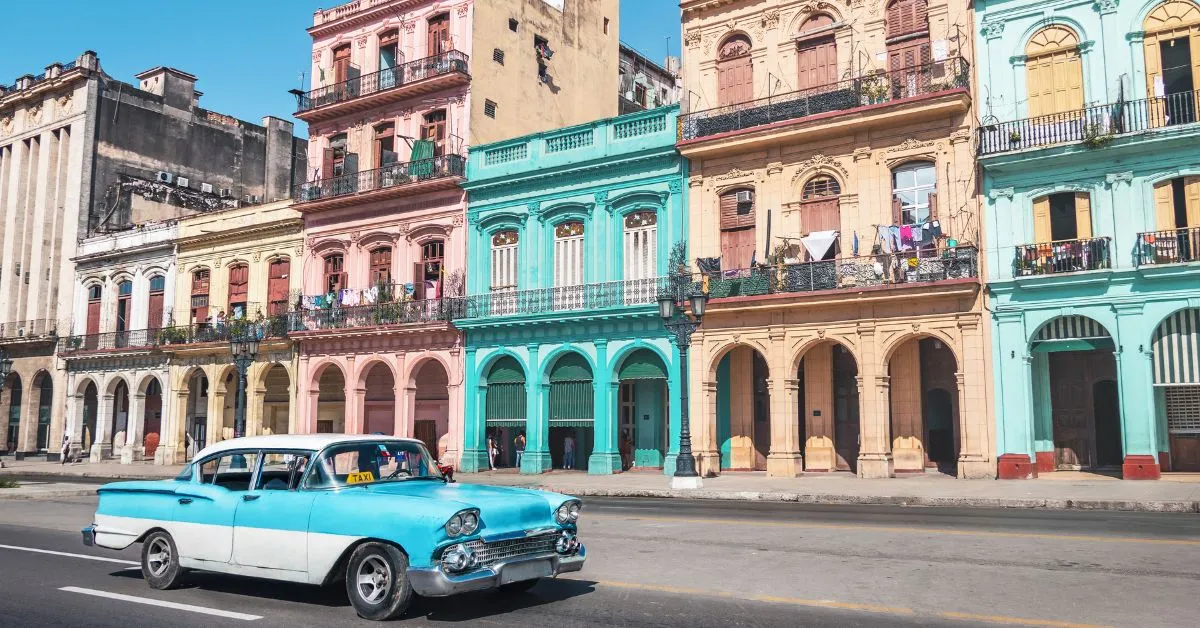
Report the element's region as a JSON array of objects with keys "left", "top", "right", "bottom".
[
  {"left": 345, "top": 542, "right": 413, "bottom": 621},
  {"left": 141, "top": 530, "right": 186, "bottom": 590}
]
